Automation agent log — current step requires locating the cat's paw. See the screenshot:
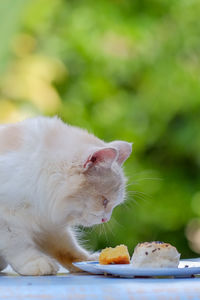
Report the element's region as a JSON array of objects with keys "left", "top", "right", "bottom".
[
  {"left": 67, "top": 252, "right": 99, "bottom": 273},
  {"left": 87, "top": 252, "right": 99, "bottom": 261},
  {"left": 66, "top": 264, "right": 85, "bottom": 273},
  {"left": 16, "top": 256, "right": 59, "bottom": 276}
]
